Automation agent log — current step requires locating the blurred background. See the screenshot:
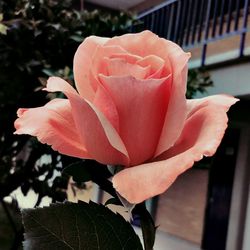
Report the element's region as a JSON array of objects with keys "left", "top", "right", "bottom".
[{"left": 0, "top": 0, "right": 249, "bottom": 250}]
